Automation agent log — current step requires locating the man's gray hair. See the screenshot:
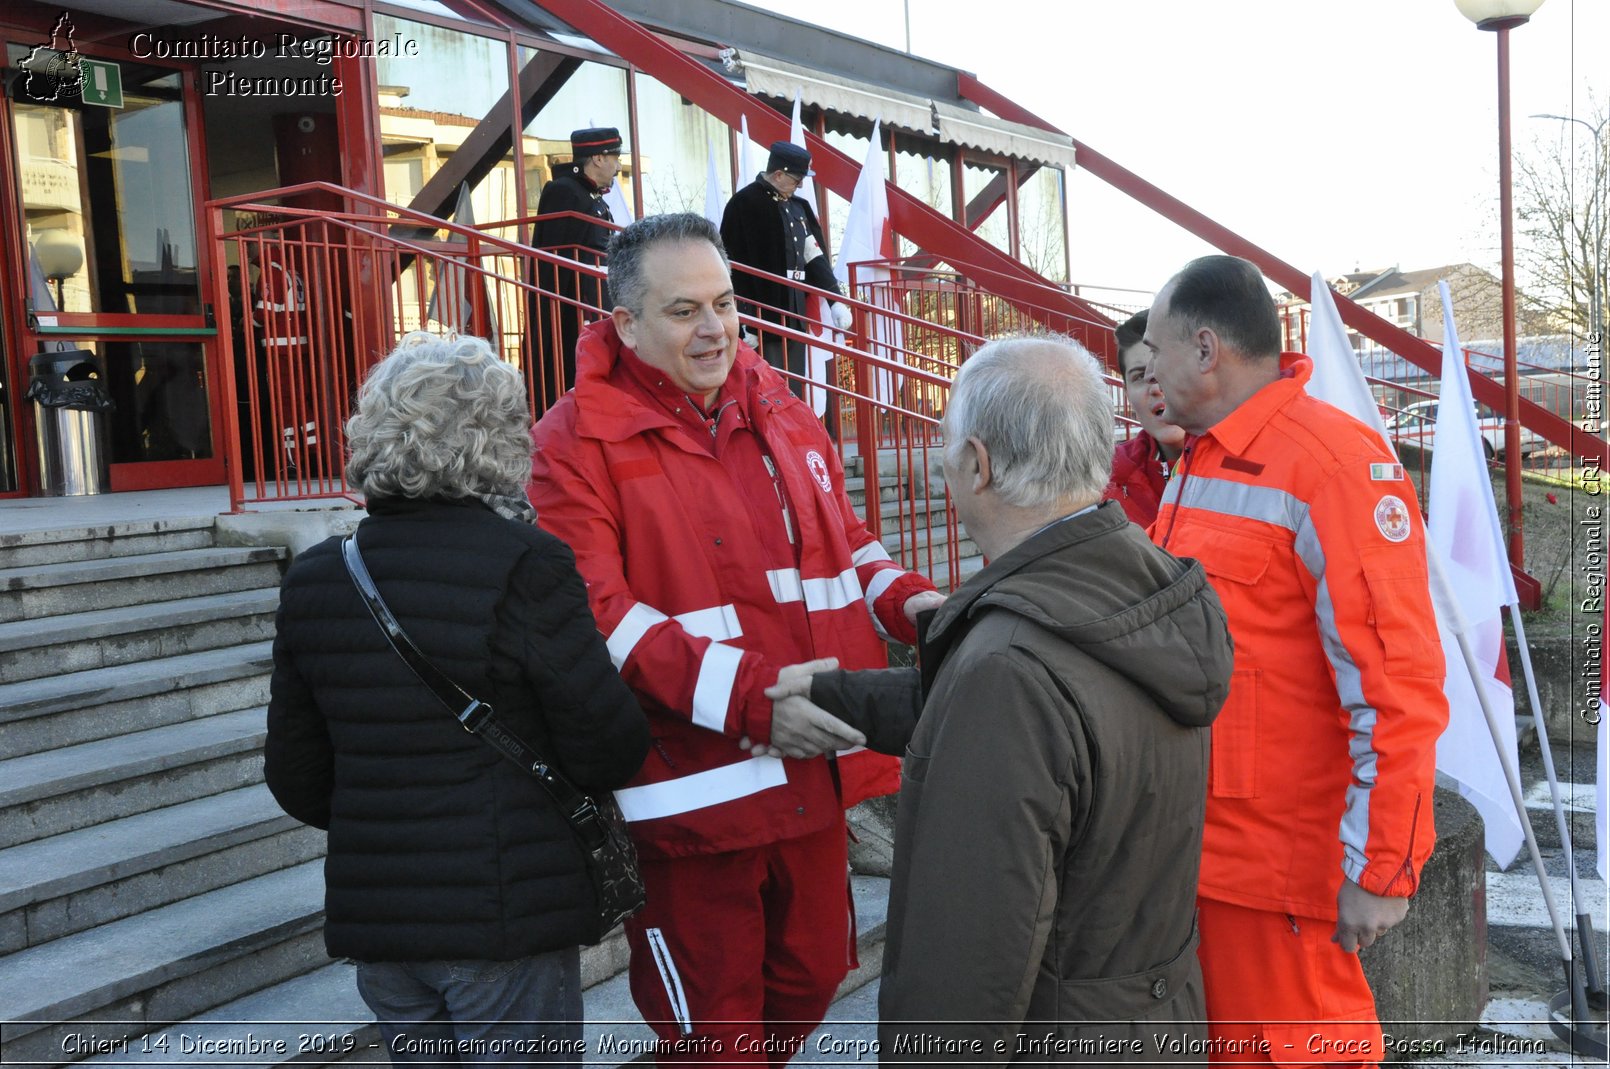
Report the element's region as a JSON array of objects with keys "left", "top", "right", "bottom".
[
  {"left": 607, "top": 212, "right": 730, "bottom": 317},
  {"left": 345, "top": 332, "right": 533, "bottom": 500},
  {"left": 943, "top": 335, "right": 1114, "bottom": 509}
]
